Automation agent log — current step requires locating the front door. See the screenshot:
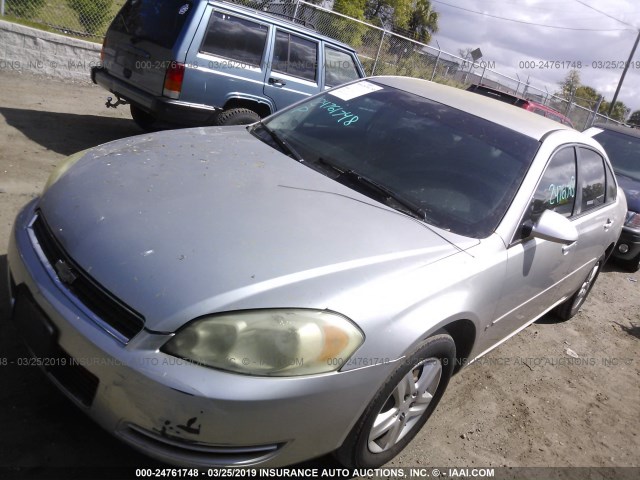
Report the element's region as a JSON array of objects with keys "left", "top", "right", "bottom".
[{"left": 487, "top": 147, "right": 579, "bottom": 346}]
